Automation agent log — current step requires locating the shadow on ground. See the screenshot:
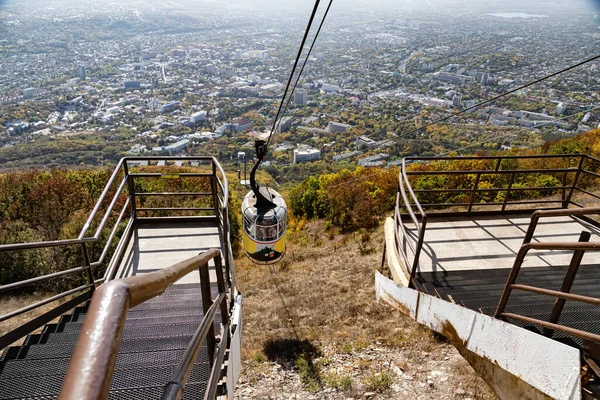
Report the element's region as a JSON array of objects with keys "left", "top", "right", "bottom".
[{"left": 263, "top": 338, "right": 323, "bottom": 388}]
